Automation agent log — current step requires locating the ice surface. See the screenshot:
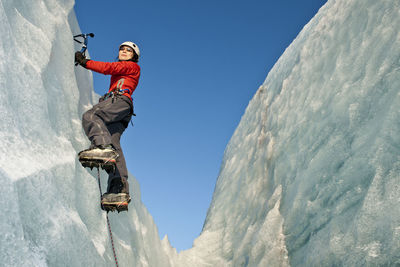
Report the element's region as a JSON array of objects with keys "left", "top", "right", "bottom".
[
  {"left": 177, "top": 0, "right": 400, "bottom": 266},
  {"left": 2, "top": 0, "right": 400, "bottom": 266},
  {"left": 0, "top": 1, "right": 172, "bottom": 266}
]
